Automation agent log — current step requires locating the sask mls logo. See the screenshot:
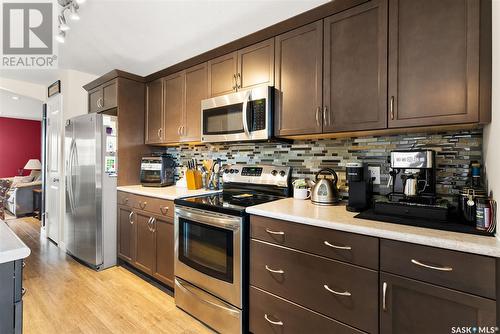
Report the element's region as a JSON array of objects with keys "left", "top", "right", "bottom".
[{"left": 1, "top": 1, "right": 58, "bottom": 68}]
